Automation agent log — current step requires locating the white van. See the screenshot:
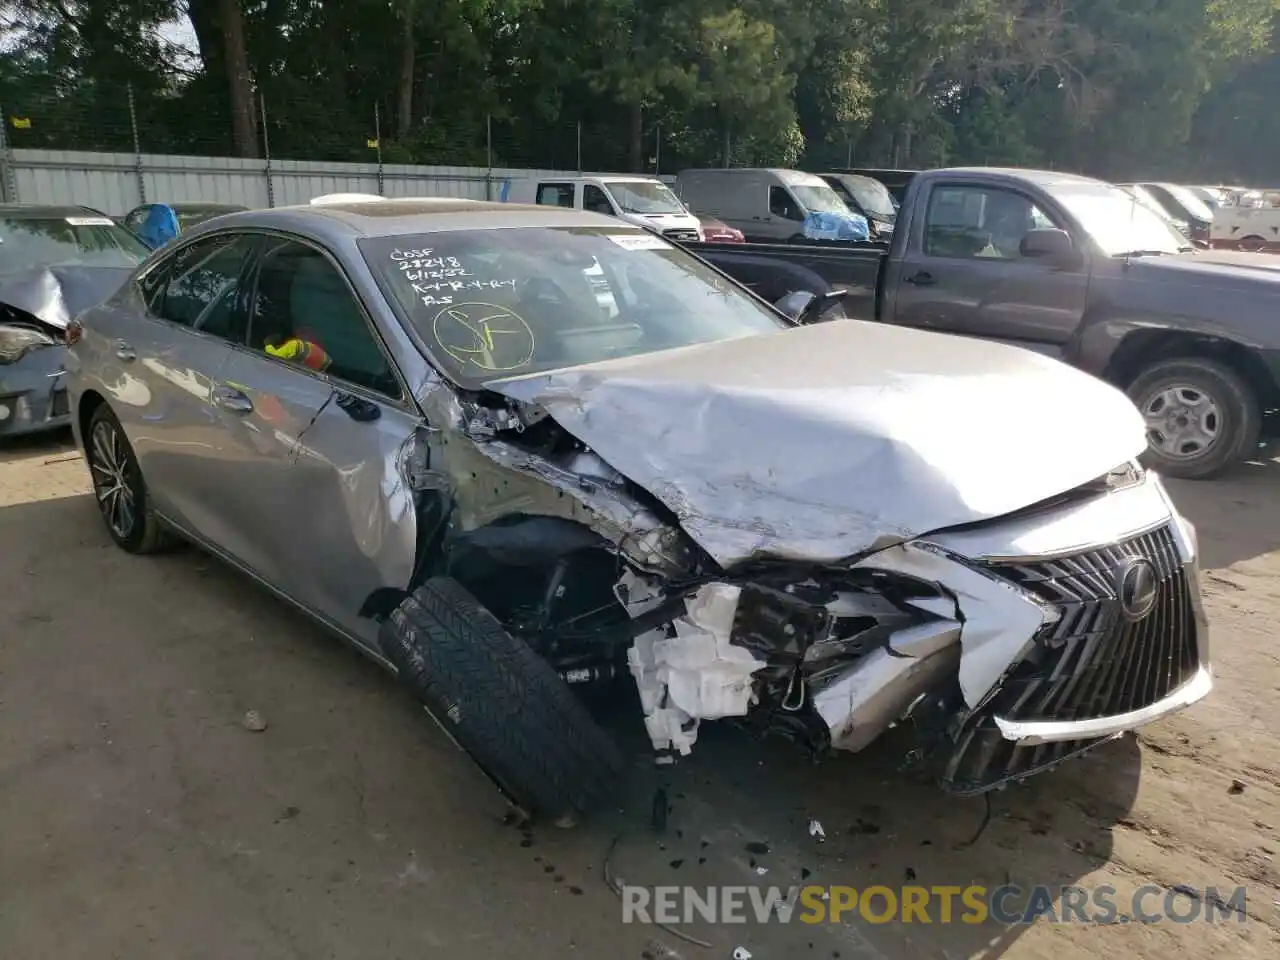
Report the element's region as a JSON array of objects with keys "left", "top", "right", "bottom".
[
  {"left": 502, "top": 175, "right": 702, "bottom": 241},
  {"left": 674, "top": 168, "right": 863, "bottom": 242}
]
